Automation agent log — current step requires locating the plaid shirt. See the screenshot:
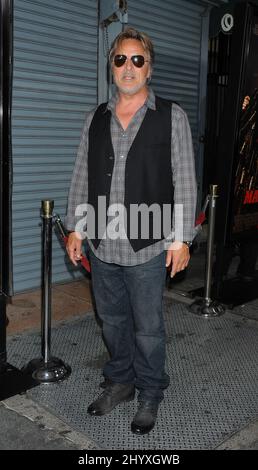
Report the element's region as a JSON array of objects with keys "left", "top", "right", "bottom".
[{"left": 65, "top": 88, "right": 197, "bottom": 265}]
